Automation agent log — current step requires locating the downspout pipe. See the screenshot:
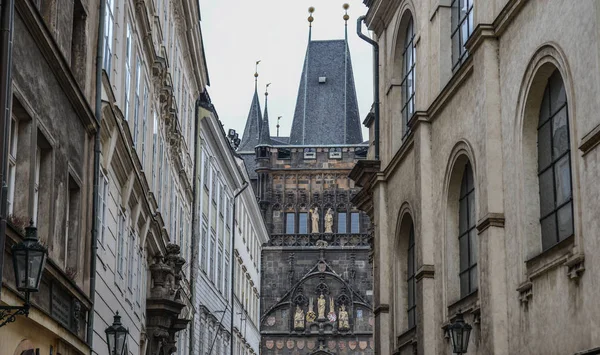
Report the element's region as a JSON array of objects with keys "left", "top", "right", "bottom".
[
  {"left": 0, "top": 0, "right": 15, "bottom": 299},
  {"left": 87, "top": 0, "right": 106, "bottom": 347},
  {"left": 230, "top": 180, "right": 248, "bottom": 355},
  {"left": 188, "top": 97, "right": 201, "bottom": 355},
  {"left": 357, "top": 15, "right": 380, "bottom": 161}
]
